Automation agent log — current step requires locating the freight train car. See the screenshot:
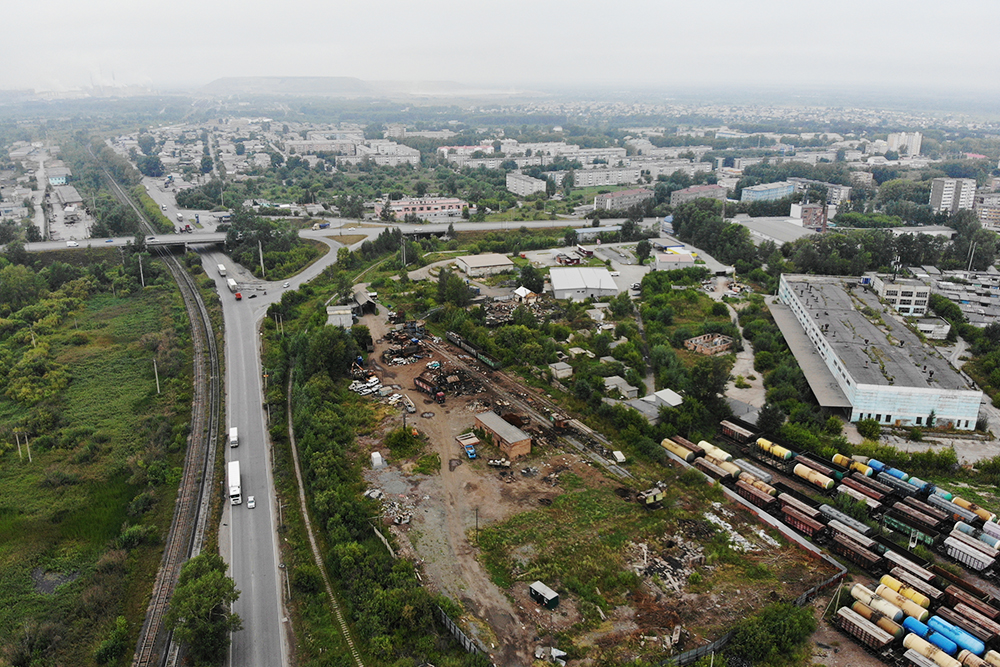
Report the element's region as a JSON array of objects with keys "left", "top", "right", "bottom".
[
  {"left": 819, "top": 504, "right": 874, "bottom": 536},
  {"left": 796, "top": 453, "right": 848, "bottom": 481},
  {"left": 831, "top": 534, "right": 885, "bottom": 572},
  {"left": 930, "top": 496, "right": 981, "bottom": 524},
  {"left": 735, "top": 480, "right": 779, "bottom": 512},
  {"left": 672, "top": 436, "right": 705, "bottom": 457},
  {"left": 445, "top": 331, "right": 502, "bottom": 369},
  {"left": 954, "top": 603, "right": 1000, "bottom": 641},
  {"left": 878, "top": 472, "right": 919, "bottom": 498},
  {"left": 698, "top": 441, "right": 733, "bottom": 462},
  {"left": 892, "top": 502, "right": 946, "bottom": 533},
  {"left": 937, "top": 607, "right": 995, "bottom": 645},
  {"left": 903, "top": 496, "right": 952, "bottom": 527},
  {"left": 883, "top": 511, "right": 940, "bottom": 548},
  {"left": 945, "top": 587, "right": 1000, "bottom": 622},
  {"left": 833, "top": 453, "right": 875, "bottom": 477},
  {"left": 661, "top": 437, "right": 696, "bottom": 462},
  {"left": 842, "top": 476, "right": 889, "bottom": 503},
  {"left": 775, "top": 488, "right": 825, "bottom": 521},
  {"left": 720, "top": 420, "right": 755, "bottom": 444},
  {"left": 890, "top": 568, "right": 945, "bottom": 606},
  {"left": 835, "top": 606, "right": 896, "bottom": 652},
  {"left": 693, "top": 457, "right": 730, "bottom": 482},
  {"left": 851, "top": 472, "right": 897, "bottom": 498},
  {"left": 838, "top": 484, "right": 882, "bottom": 513},
  {"left": 732, "top": 458, "right": 773, "bottom": 484},
  {"left": 794, "top": 463, "right": 835, "bottom": 491},
  {"left": 781, "top": 505, "right": 828, "bottom": 539}
]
